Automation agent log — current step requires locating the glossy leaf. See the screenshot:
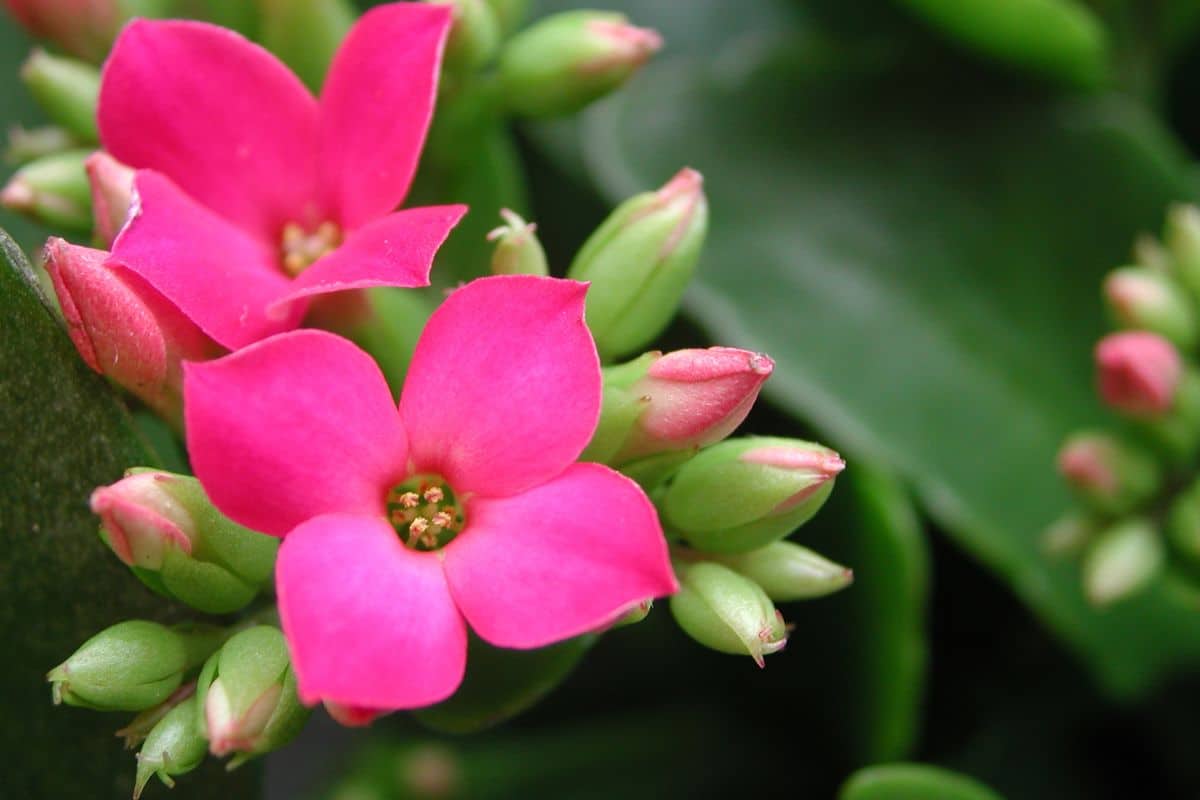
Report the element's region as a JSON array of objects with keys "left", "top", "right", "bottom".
[{"left": 840, "top": 763, "right": 1005, "bottom": 800}]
